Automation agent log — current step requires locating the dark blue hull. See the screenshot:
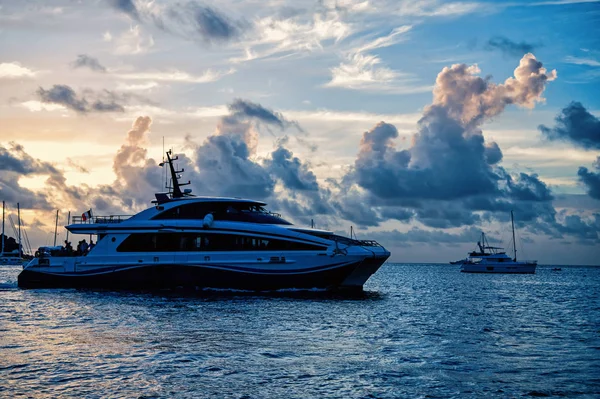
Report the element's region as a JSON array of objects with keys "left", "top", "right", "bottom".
[{"left": 17, "top": 261, "right": 375, "bottom": 291}]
